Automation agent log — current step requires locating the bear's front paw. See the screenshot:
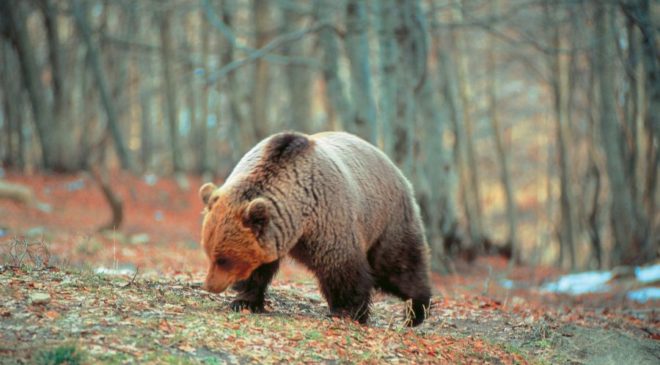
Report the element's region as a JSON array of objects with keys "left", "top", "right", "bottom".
[{"left": 230, "top": 298, "right": 265, "bottom": 313}]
